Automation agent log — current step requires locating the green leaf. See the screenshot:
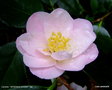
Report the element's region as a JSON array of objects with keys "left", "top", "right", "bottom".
[
  {"left": 0, "top": 0, "right": 43, "bottom": 28},
  {"left": 57, "top": 0, "right": 84, "bottom": 17},
  {"left": 90, "top": 0, "right": 98, "bottom": 14},
  {"left": 90, "top": 0, "right": 112, "bottom": 15},
  {"left": 0, "top": 42, "right": 17, "bottom": 84},
  {"left": 0, "top": 42, "right": 27, "bottom": 86},
  {"left": 93, "top": 25, "right": 112, "bottom": 53},
  {"left": 41, "top": 0, "right": 58, "bottom": 6},
  {"left": 93, "top": 25, "right": 110, "bottom": 37},
  {"left": 1, "top": 51, "right": 26, "bottom": 85}
]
